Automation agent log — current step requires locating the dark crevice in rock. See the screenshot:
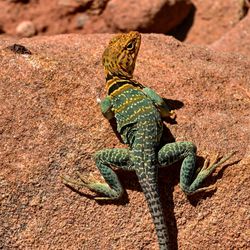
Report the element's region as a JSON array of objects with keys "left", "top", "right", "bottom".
[{"left": 167, "top": 4, "right": 196, "bottom": 42}]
